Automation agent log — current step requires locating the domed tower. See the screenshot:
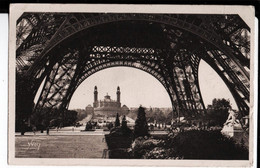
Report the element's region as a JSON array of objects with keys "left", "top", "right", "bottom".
[
  {"left": 116, "top": 86, "right": 121, "bottom": 107},
  {"left": 93, "top": 86, "right": 98, "bottom": 108},
  {"left": 117, "top": 86, "right": 120, "bottom": 102}
]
